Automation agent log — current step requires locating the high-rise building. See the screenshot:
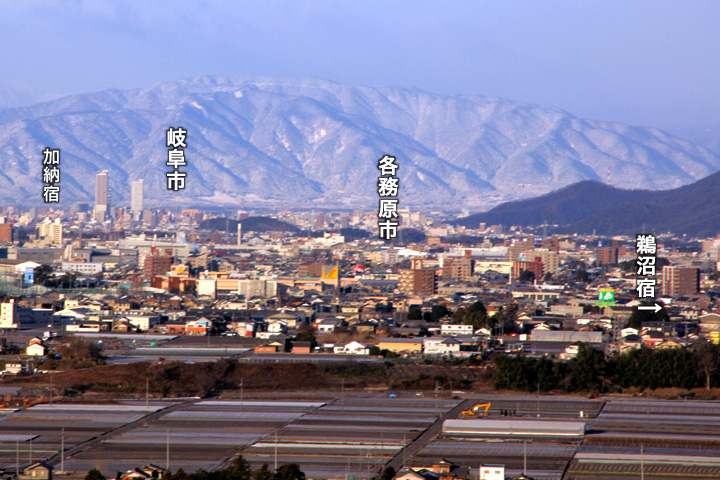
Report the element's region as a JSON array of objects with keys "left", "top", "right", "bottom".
[
  {"left": 38, "top": 218, "right": 63, "bottom": 245},
  {"left": 505, "top": 237, "right": 535, "bottom": 262},
  {"left": 597, "top": 246, "right": 618, "bottom": 265},
  {"left": 144, "top": 254, "right": 173, "bottom": 280},
  {"left": 398, "top": 259, "right": 436, "bottom": 295},
  {"left": 94, "top": 170, "right": 109, "bottom": 222},
  {"left": 662, "top": 266, "right": 700, "bottom": 296},
  {"left": 143, "top": 208, "right": 158, "bottom": 227},
  {"left": 0, "top": 223, "right": 12, "bottom": 243},
  {"left": 512, "top": 257, "right": 544, "bottom": 281},
  {"left": 0, "top": 299, "right": 33, "bottom": 328},
  {"left": 131, "top": 179, "right": 144, "bottom": 221},
  {"left": 443, "top": 251, "right": 474, "bottom": 281},
  {"left": 536, "top": 249, "right": 559, "bottom": 275}
]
